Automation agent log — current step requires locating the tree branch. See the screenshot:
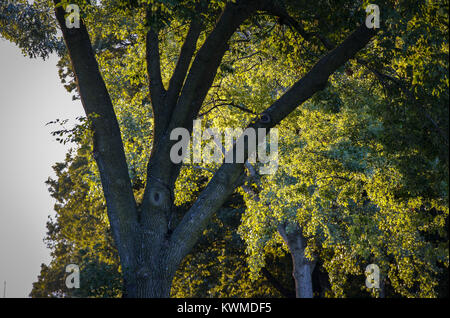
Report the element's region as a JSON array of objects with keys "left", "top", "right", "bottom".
[
  {"left": 169, "top": 23, "right": 378, "bottom": 264},
  {"left": 270, "top": 8, "right": 447, "bottom": 145},
  {"left": 140, "top": 0, "right": 261, "bottom": 220},
  {"left": 146, "top": 16, "right": 166, "bottom": 127},
  {"left": 53, "top": 0, "right": 139, "bottom": 290},
  {"left": 165, "top": 16, "right": 203, "bottom": 110},
  {"left": 167, "top": 0, "right": 260, "bottom": 131},
  {"left": 357, "top": 59, "right": 449, "bottom": 145},
  {"left": 197, "top": 101, "right": 257, "bottom": 118}
]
